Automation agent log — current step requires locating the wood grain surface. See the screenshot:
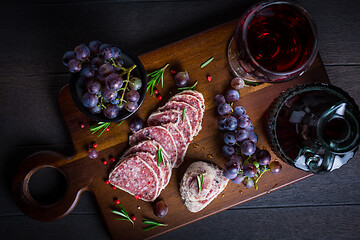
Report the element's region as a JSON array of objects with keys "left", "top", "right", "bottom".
[{"left": 1, "top": 0, "right": 360, "bottom": 240}]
